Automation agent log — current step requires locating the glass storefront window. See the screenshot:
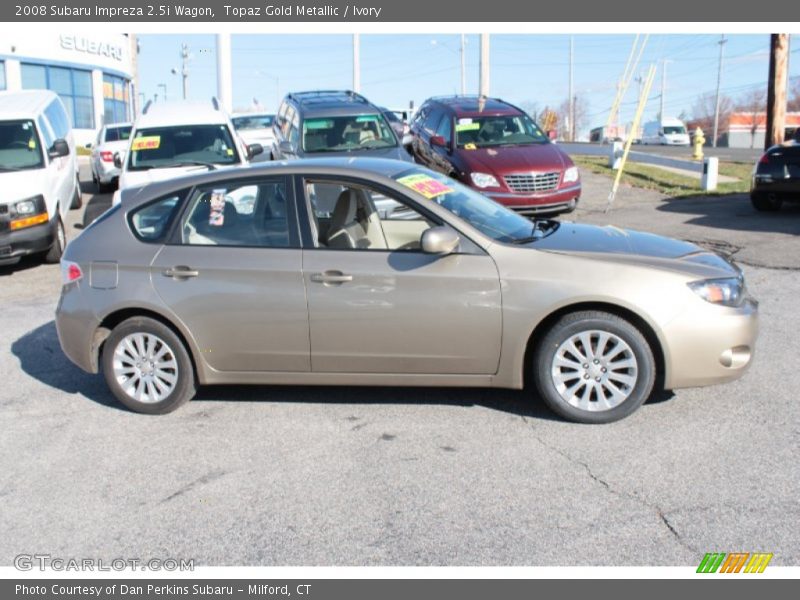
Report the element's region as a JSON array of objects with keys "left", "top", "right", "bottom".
[
  {"left": 103, "top": 73, "right": 130, "bottom": 125},
  {"left": 20, "top": 63, "right": 95, "bottom": 129}
]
